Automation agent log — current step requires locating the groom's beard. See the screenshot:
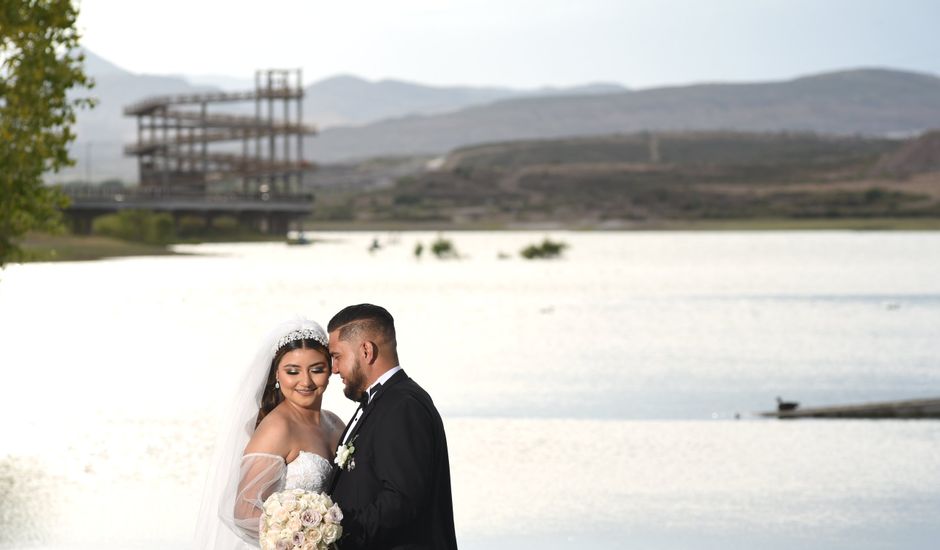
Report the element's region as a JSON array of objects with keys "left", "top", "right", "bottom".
[{"left": 343, "top": 358, "right": 366, "bottom": 402}]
